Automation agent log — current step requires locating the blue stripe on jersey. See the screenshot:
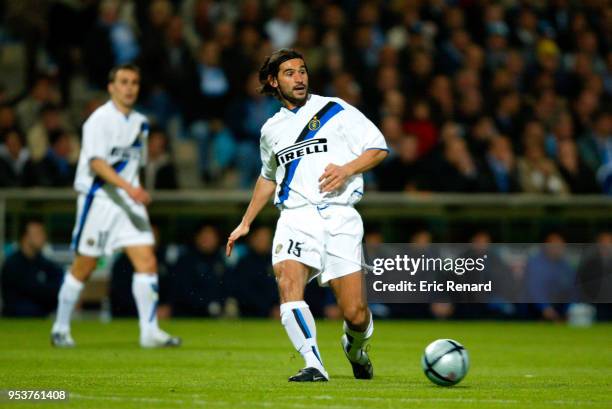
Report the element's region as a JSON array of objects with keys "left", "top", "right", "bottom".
[
  {"left": 277, "top": 102, "right": 344, "bottom": 204},
  {"left": 71, "top": 160, "right": 129, "bottom": 250}
]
